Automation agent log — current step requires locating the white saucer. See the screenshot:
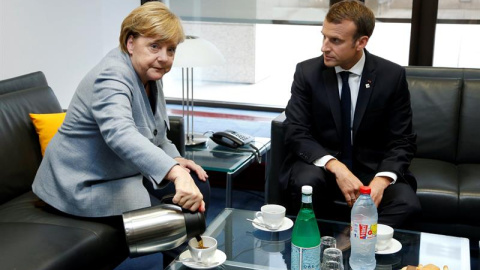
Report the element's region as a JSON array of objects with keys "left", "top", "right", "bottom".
[
  {"left": 179, "top": 249, "right": 226, "bottom": 269},
  {"left": 375, "top": 238, "right": 402, "bottom": 254},
  {"left": 252, "top": 217, "right": 294, "bottom": 232}
]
